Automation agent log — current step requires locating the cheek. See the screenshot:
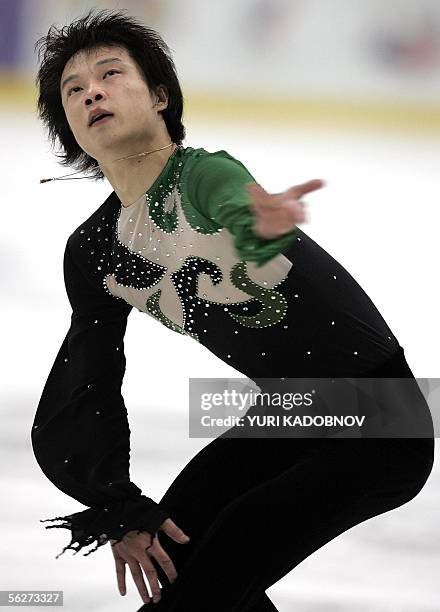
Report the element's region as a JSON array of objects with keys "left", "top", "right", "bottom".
[
  {"left": 63, "top": 105, "right": 76, "bottom": 129},
  {"left": 125, "top": 83, "right": 152, "bottom": 114},
  {"left": 65, "top": 110, "right": 86, "bottom": 144}
]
